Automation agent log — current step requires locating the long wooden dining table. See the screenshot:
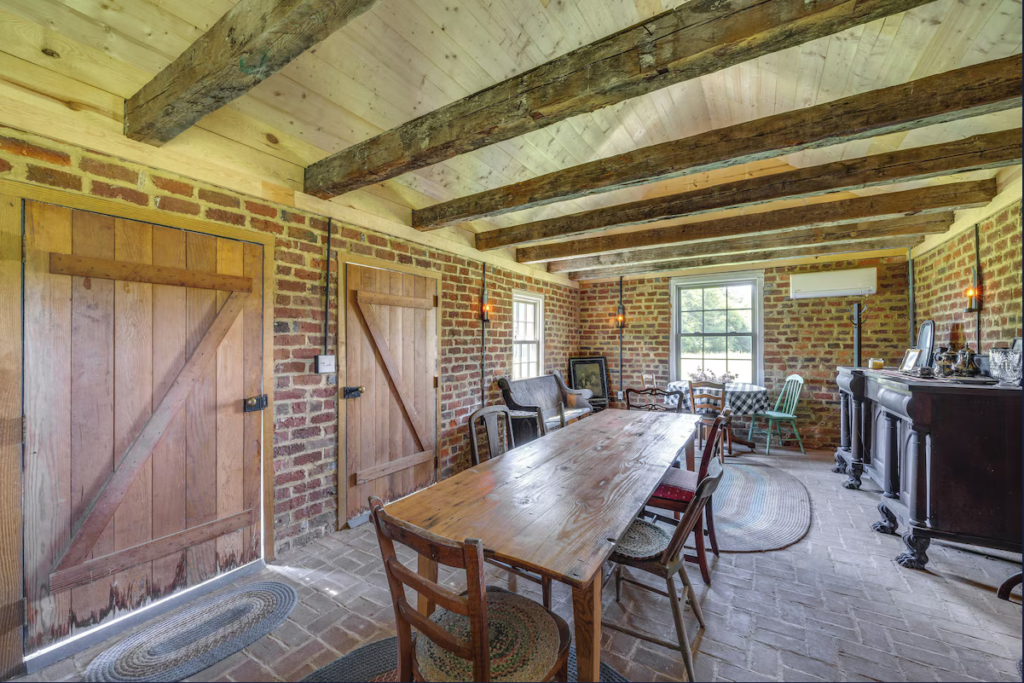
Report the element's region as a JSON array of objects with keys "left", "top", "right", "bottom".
[{"left": 384, "top": 408, "right": 700, "bottom": 682}]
